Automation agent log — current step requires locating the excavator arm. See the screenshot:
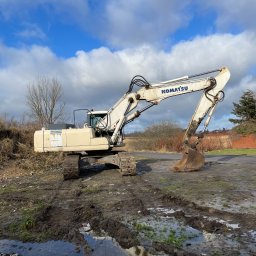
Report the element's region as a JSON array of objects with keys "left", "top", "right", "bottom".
[
  {"left": 98, "top": 67, "right": 230, "bottom": 171},
  {"left": 173, "top": 67, "right": 230, "bottom": 171}
]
